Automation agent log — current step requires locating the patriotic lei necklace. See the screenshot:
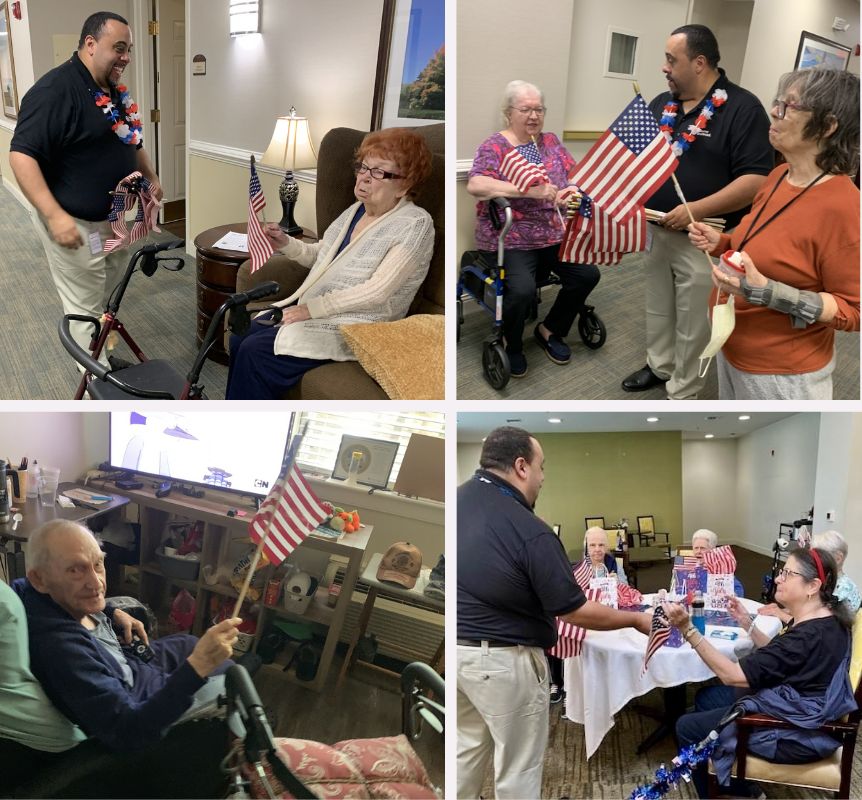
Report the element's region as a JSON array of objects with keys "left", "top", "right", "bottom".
[
  {"left": 659, "top": 88, "right": 727, "bottom": 157},
  {"left": 93, "top": 84, "right": 143, "bottom": 146}
]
